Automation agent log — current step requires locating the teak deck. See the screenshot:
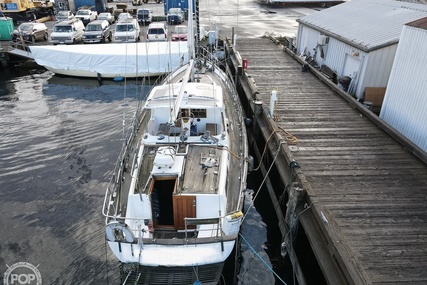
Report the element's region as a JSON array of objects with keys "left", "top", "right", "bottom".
[{"left": 237, "top": 37, "right": 427, "bottom": 284}]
